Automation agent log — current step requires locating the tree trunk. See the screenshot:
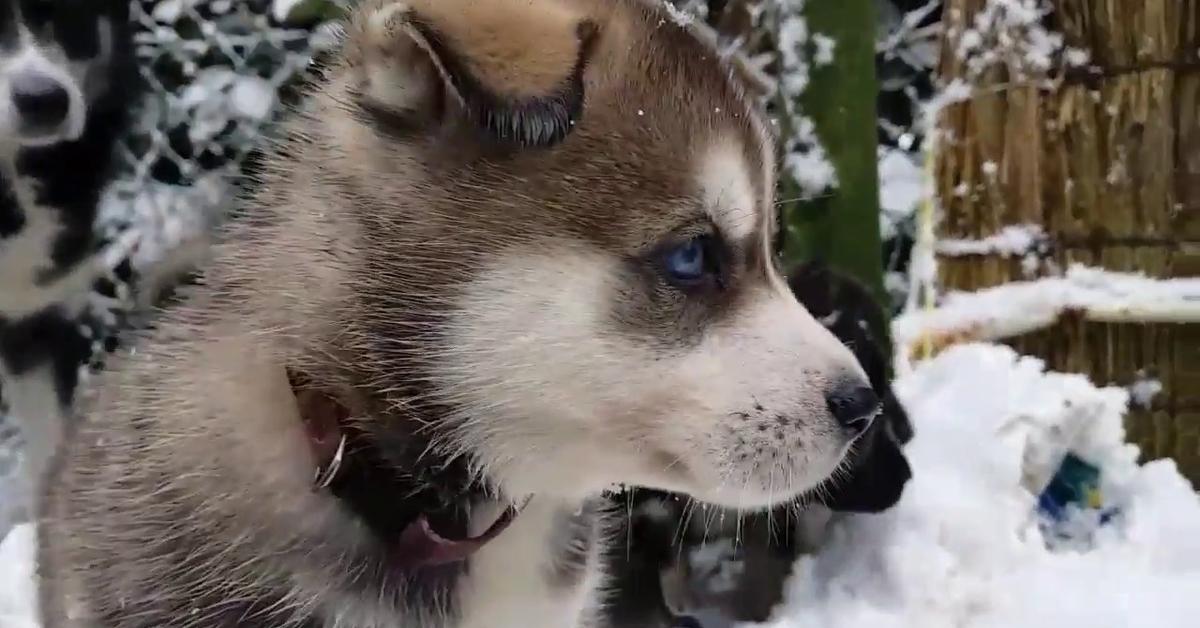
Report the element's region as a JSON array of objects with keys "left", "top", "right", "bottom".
[{"left": 777, "top": 0, "right": 888, "bottom": 309}]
